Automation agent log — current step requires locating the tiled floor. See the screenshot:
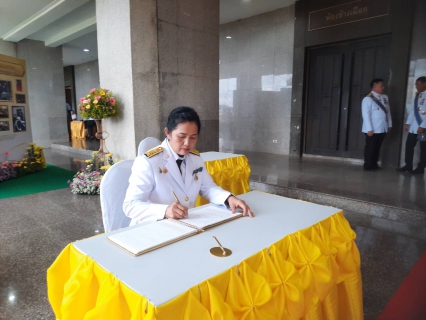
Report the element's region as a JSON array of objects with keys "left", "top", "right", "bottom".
[{"left": 0, "top": 148, "right": 425, "bottom": 319}]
